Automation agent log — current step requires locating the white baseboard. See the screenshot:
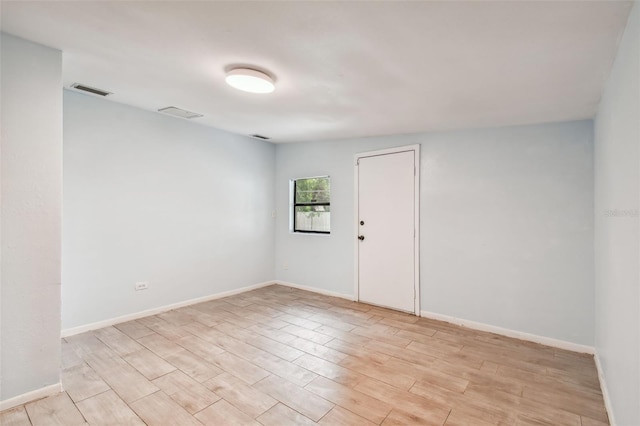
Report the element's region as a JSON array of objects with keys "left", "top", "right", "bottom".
[
  {"left": 272, "top": 283, "right": 594, "bottom": 356},
  {"left": 0, "top": 383, "right": 62, "bottom": 412},
  {"left": 61, "top": 281, "right": 275, "bottom": 338},
  {"left": 594, "top": 352, "right": 616, "bottom": 425},
  {"left": 420, "top": 310, "right": 595, "bottom": 355},
  {"left": 60, "top": 278, "right": 595, "bottom": 355},
  {"left": 274, "top": 281, "right": 355, "bottom": 301}
]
